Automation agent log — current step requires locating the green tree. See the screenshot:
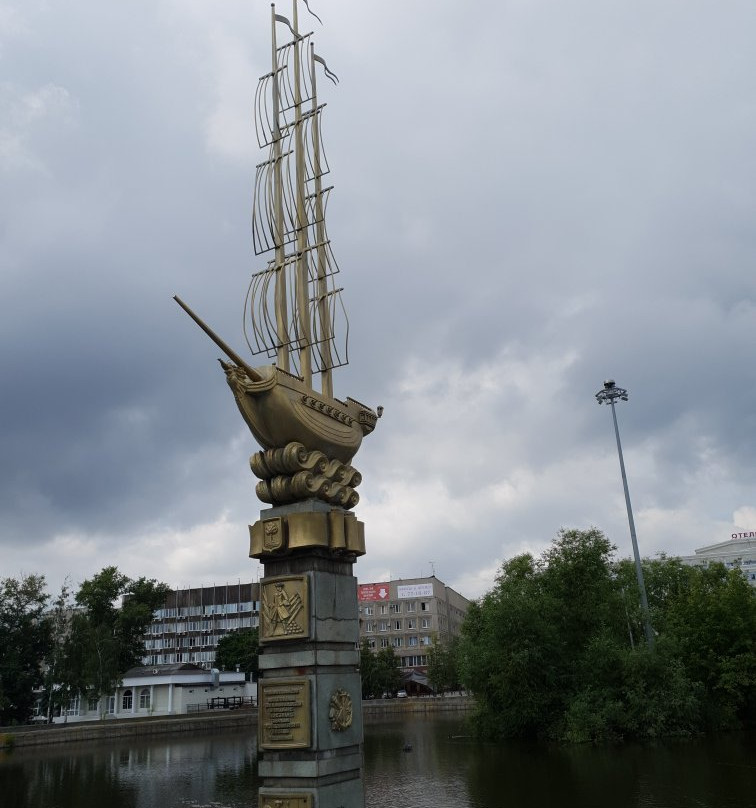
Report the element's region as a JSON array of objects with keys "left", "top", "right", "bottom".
[
  {"left": 0, "top": 574, "right": 51, "bottom": 724},
  {"left": 41, "top": 580, "right": 74, "bottom": 721},
  {"left": 359, "top": 640, "right": 380, "bottom": 698},
  {"left": 375, "top": 646, "right": 402, "bottom": 696},
  {"left": 427, "top": 636, "right": 461, "bottom": 694},
  {"left": 59, "top": 567, "right": 170, "bottom": 706},
  {"left": 646, "top": 558, "right": 756, "bottom": 729},
  {"left": 215, "top": 627, "right": 259, "bottom": 680},
  {"left": 460, "top": 528, "right": 756, "bottom": 743},
  {"left": 459, "top": 552, "right": 562, "bottom": 739}
]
